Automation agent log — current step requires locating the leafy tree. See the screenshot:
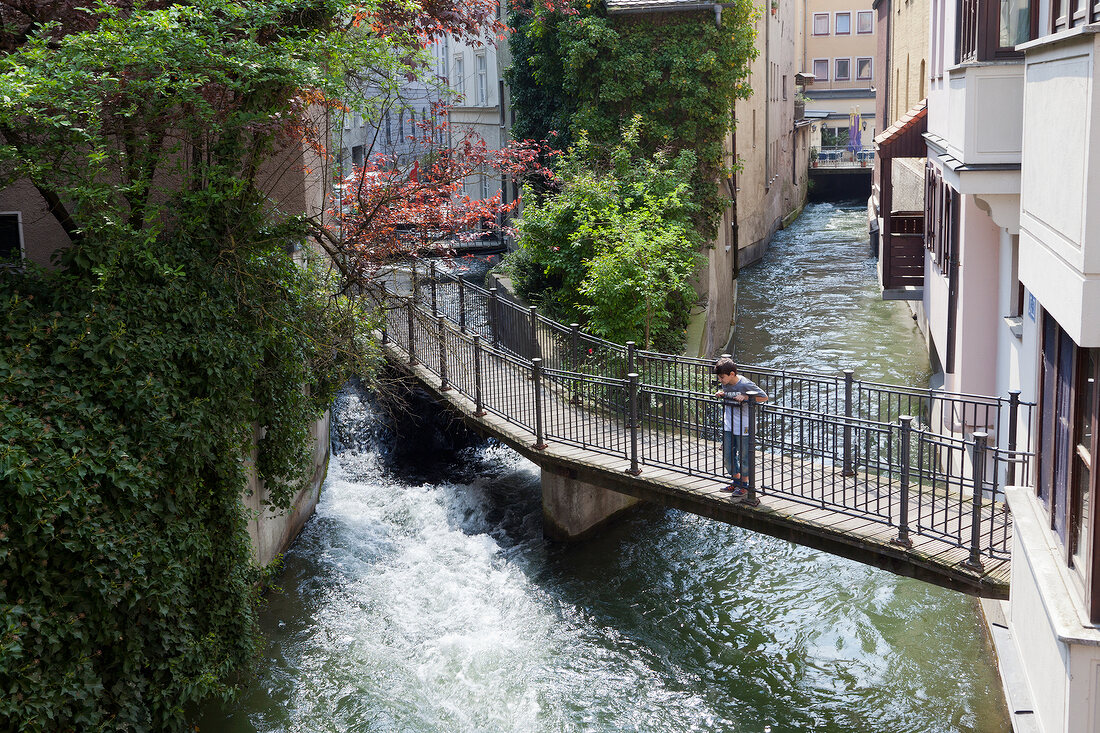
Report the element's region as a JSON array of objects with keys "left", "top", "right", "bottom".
[
  {"left": 0, "top": 0, "right": 515, "bottom": 728},
  {"left": 511, "top": 119, "right": 702, "bottom": 350}
]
